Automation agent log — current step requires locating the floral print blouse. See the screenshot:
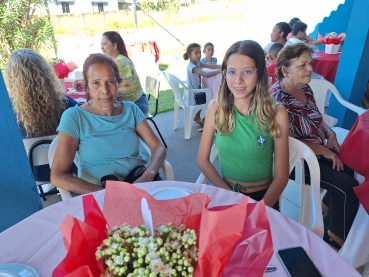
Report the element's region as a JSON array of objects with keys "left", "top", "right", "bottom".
[{"left": 115, "top": 54, "right": 143, "bottom": 102}]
